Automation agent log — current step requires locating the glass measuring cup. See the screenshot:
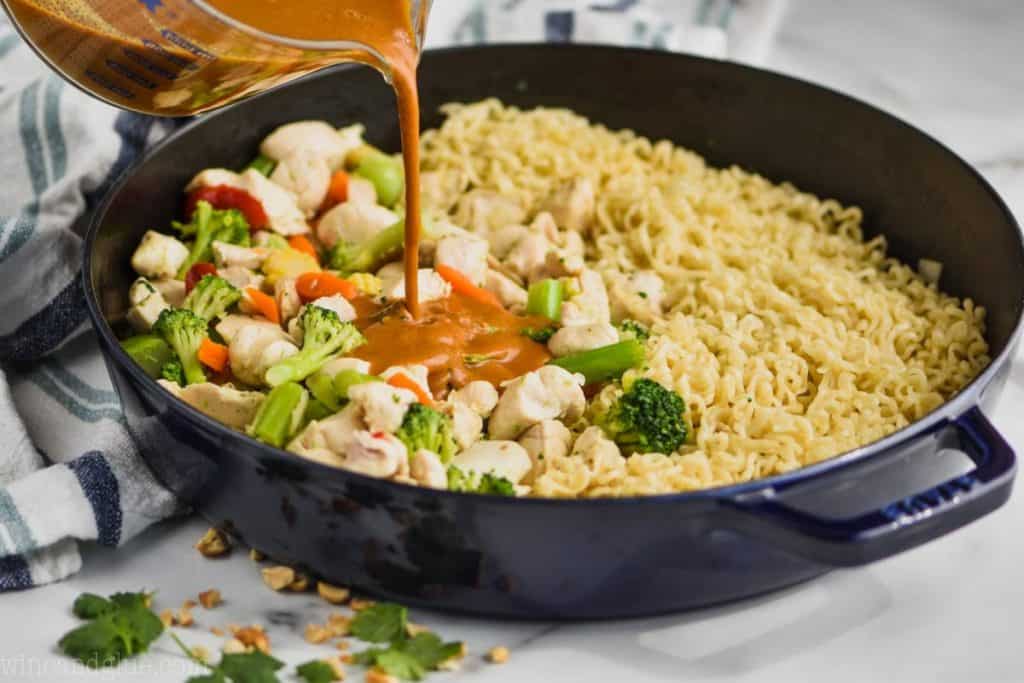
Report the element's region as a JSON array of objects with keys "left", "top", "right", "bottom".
[{"left": 0, "top": 0, "right": 432, "bottom": 116}]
